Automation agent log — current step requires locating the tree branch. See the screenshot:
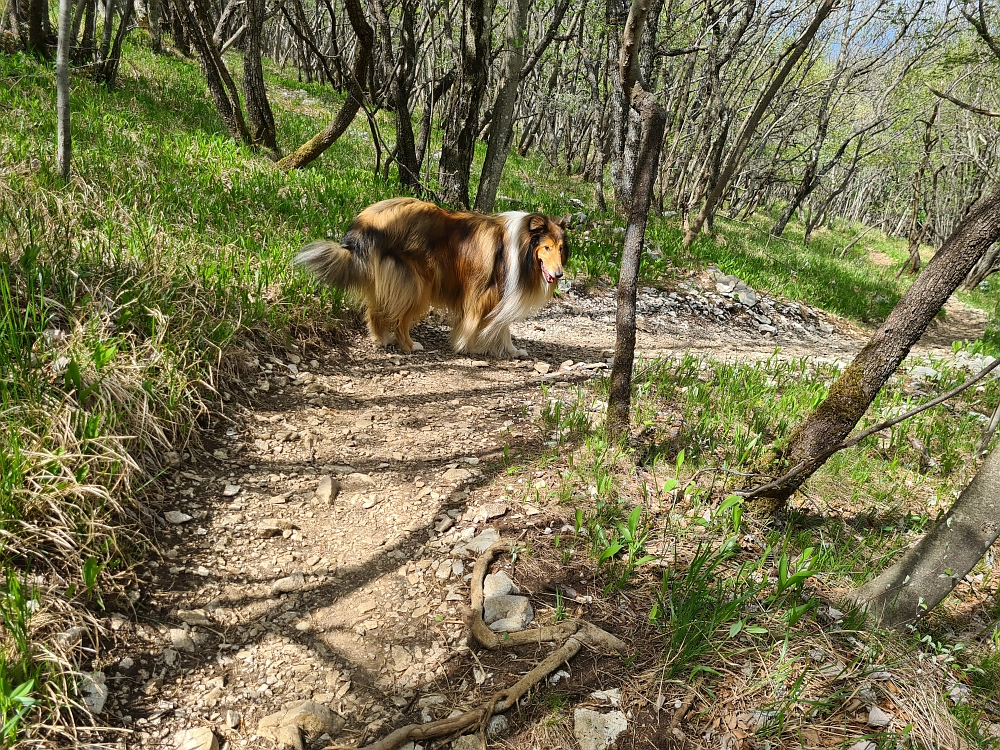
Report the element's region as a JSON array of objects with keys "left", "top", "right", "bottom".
[{"left": 928, "top": 84, "right": 1000, "bottom": 118}]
